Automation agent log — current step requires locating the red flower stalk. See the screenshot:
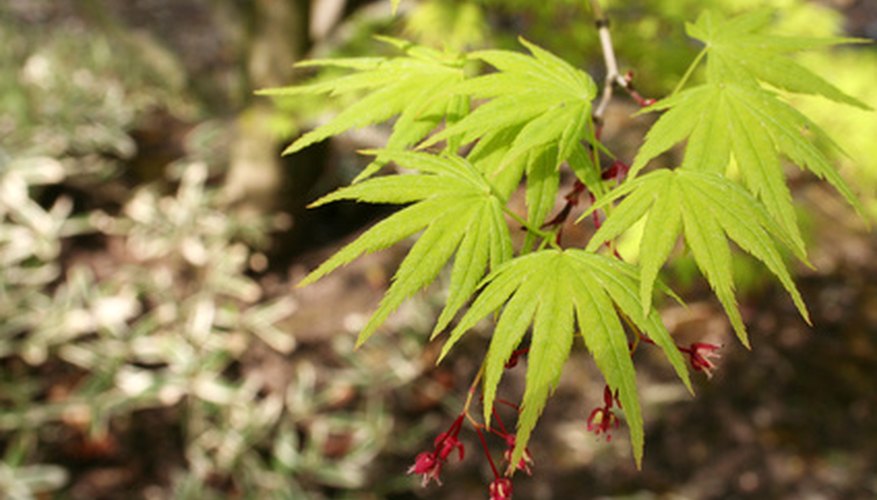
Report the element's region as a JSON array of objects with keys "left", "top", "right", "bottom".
[
  {"left": 489, "top": 477, "right": 513, "bottom": 500},
  {"left": 504, "top": 348, "right": 530, "bottom": 369},
  {"left": 407, "top": 414, "right": 465, "bottom": 487},
  {"left": 586, "top": 385, "right": 622, "bottom": 441},
  {"left": 541, "top": 181, "right": 586, "bottom": 230},
  {"left": 681, "top": 342, "right": 721, "bottom": 378},
  {"left": 601, "top": 159, "right": 630, "bottom": 183},
  {"left": 622, "top": 70, "right": 657, "bottom": 107},
  {"left": 587, "top": 191, "right": 602, "bottom": 230}
]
